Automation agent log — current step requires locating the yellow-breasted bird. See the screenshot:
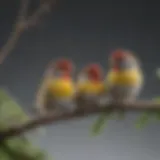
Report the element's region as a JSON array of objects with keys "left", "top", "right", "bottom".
[
  {"left": 36, "top": 58, "right": 76, "bottom": 115},
  {"left": 105, "top": 49, "right": 144, "bottom": 117},
  {"left": 91, "top": 50, "right": 144, "bottom": 136},
  {"left": 76, "top": 63, "right": 104, "bottom": 107},
  {"left": 75, "top": 63, "right": 109, "bottom": 135}
]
